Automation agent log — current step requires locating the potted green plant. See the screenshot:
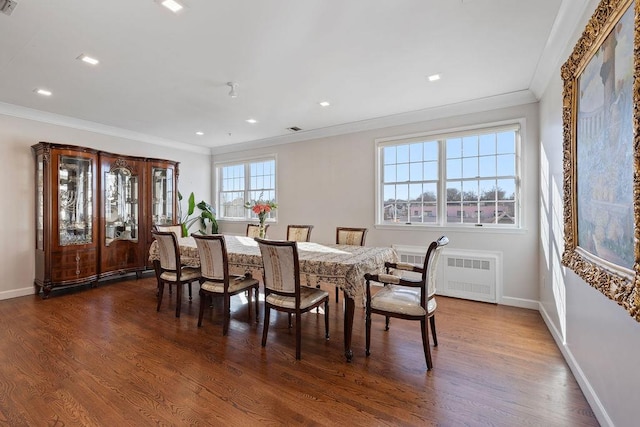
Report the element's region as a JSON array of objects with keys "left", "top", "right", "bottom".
[{"left": 178, "top": 191, "right": 218, "bottom": 236}]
